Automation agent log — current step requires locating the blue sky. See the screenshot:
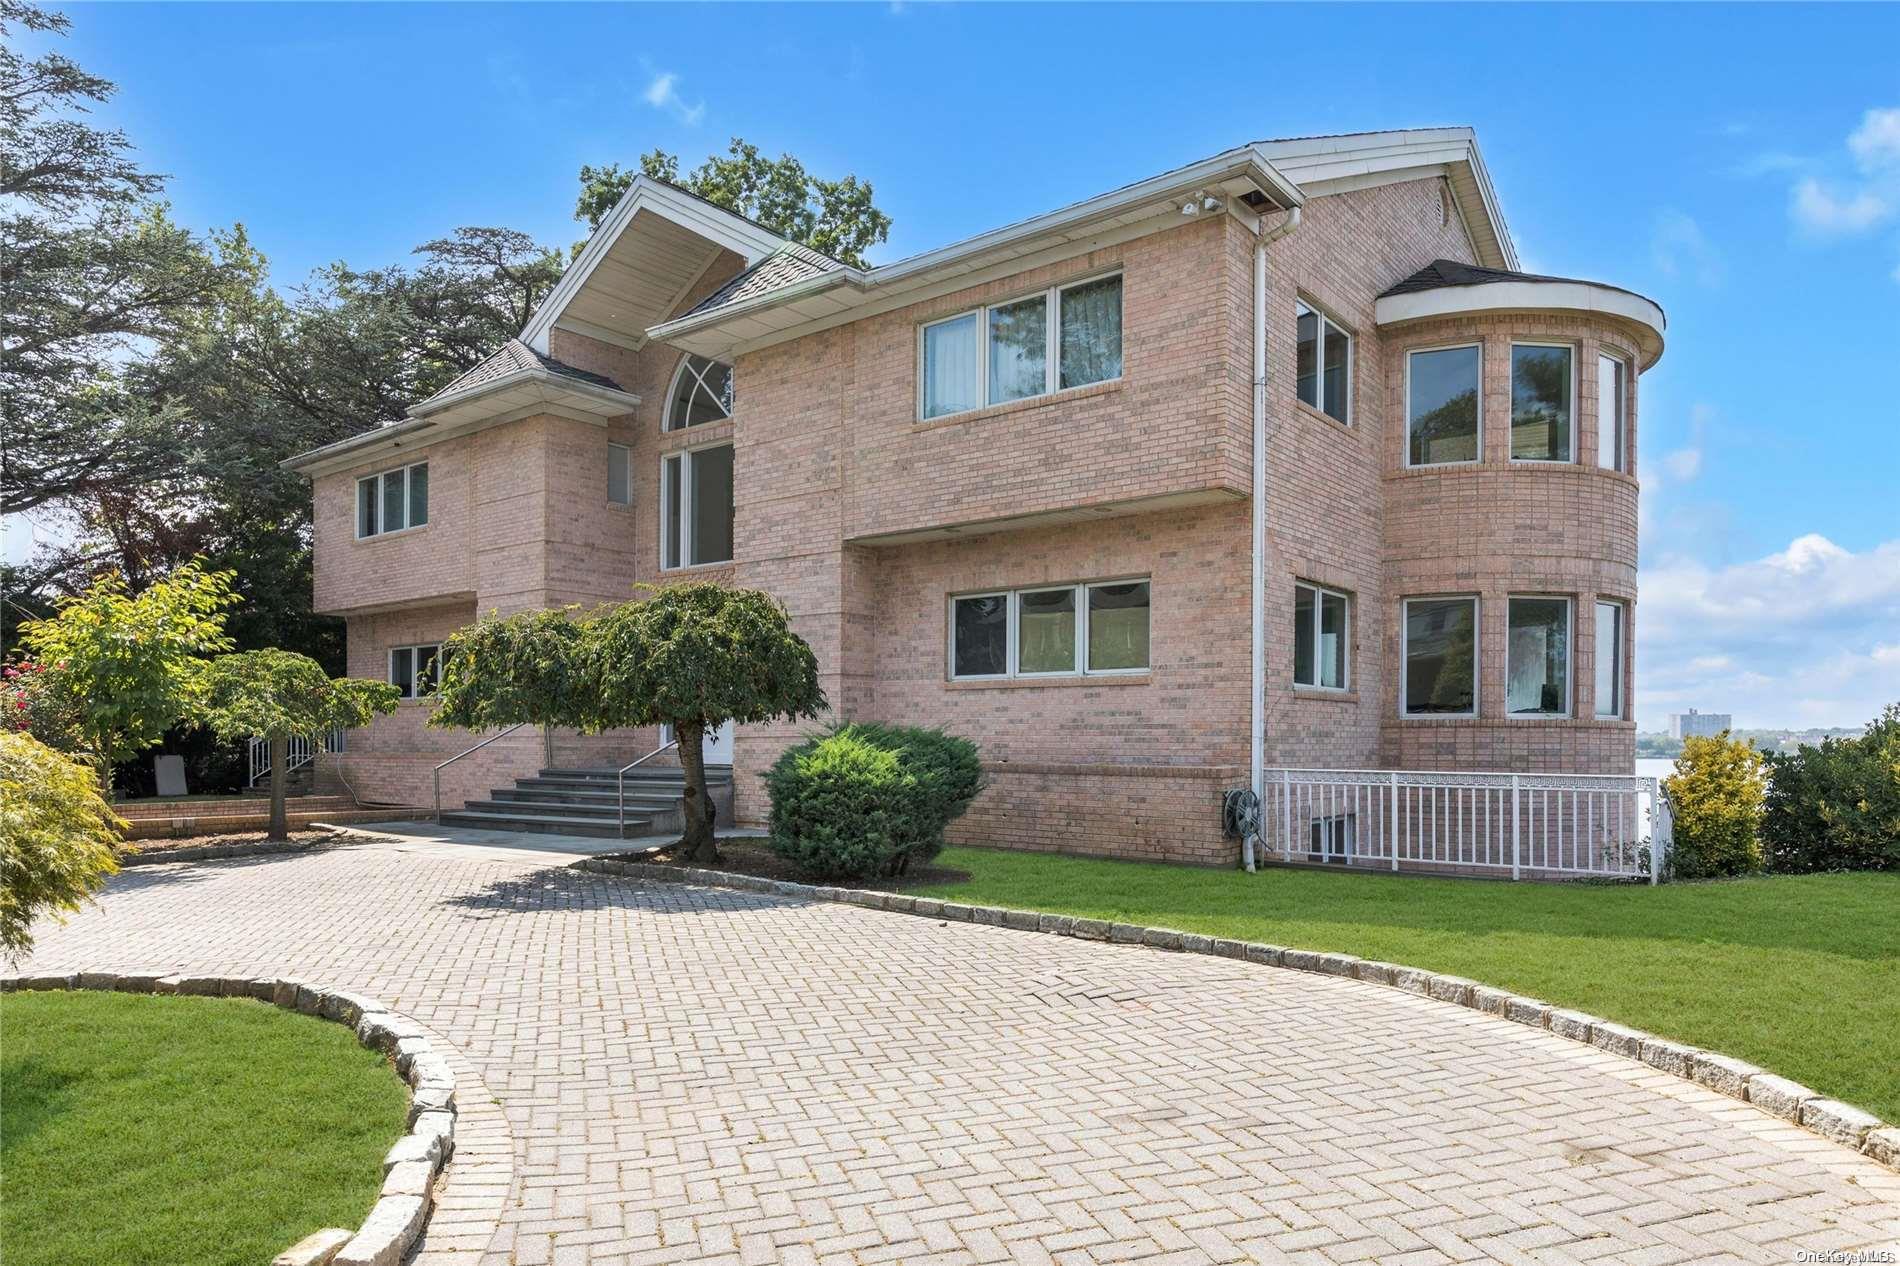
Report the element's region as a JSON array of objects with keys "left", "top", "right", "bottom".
[{"left": 16, "top": 3, "right": 1900, "bottom": 730}]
